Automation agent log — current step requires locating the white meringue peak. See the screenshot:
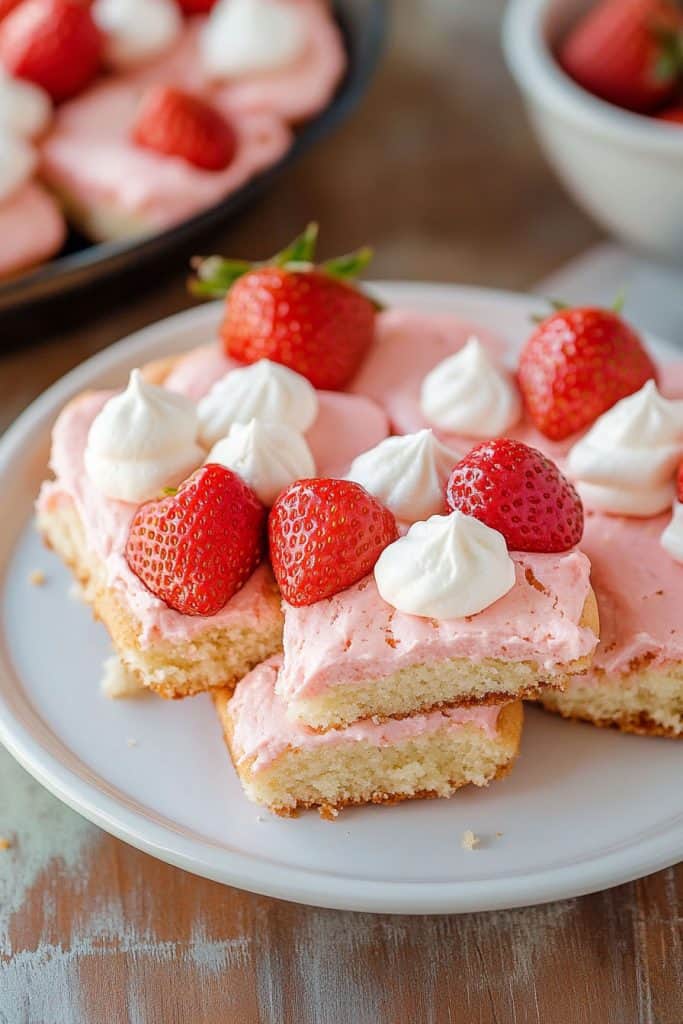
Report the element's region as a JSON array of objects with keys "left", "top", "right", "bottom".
[
  {"left": 346, "top": 429, "right": 461, "bottom": 523},
  {"left": 420, "top": 336, "right": 521, "bottom": 438},
  {"left": 84, "top": 369, "right": 203, "bottom": 503},
  {"left": 374, "top": 511, "right": 516, "bottom": 619},
  {"left": 200, "top": 0, "right": 307, "bottom": 78},
  {"left": 93, "top": 0, "right": 182, "bottom": 68},
  {"left": 207, "top": 418, "right": 315, "bottom": 506}
]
